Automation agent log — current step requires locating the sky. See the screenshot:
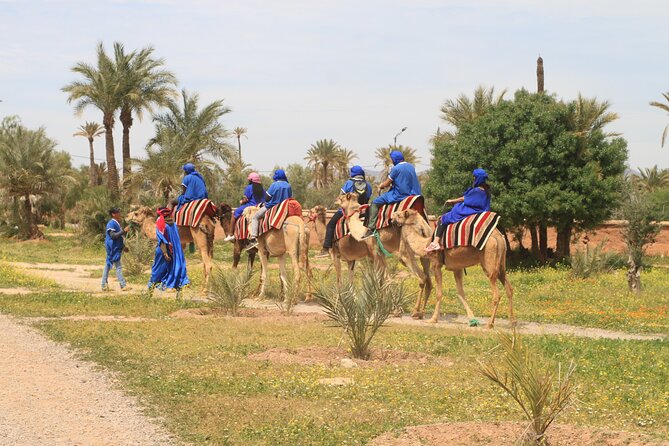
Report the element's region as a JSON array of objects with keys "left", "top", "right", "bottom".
[{"left": 1, "top": 0, "right": 668, "bottom": 174}]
